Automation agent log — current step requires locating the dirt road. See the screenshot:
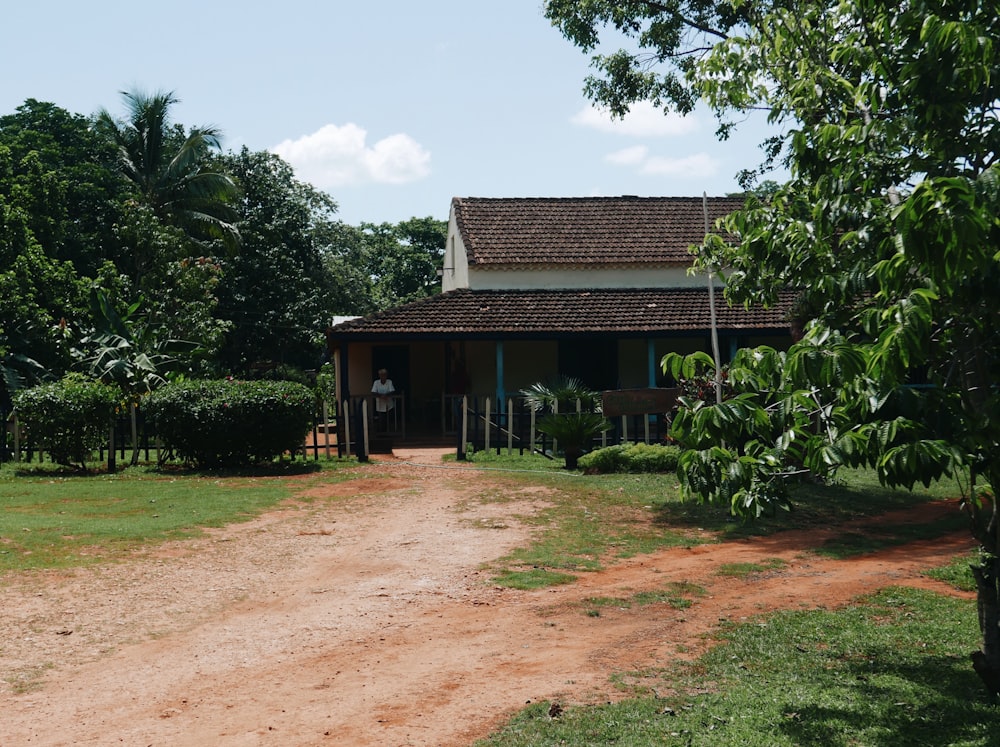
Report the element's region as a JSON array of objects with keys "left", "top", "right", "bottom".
[{"left": 0, "top": 448, "right": 974, "bottom": 746}]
